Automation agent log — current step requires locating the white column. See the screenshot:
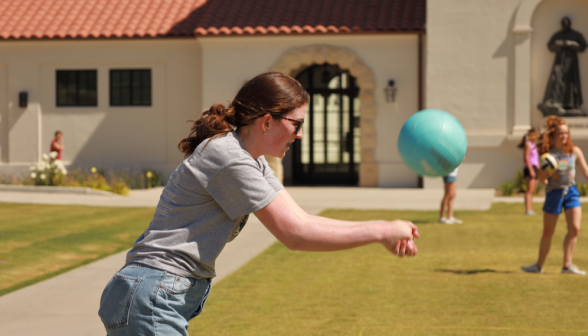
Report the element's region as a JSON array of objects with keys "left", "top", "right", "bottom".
[{"left": 512, "top": 25, "right": 533, "bottom": 136}]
